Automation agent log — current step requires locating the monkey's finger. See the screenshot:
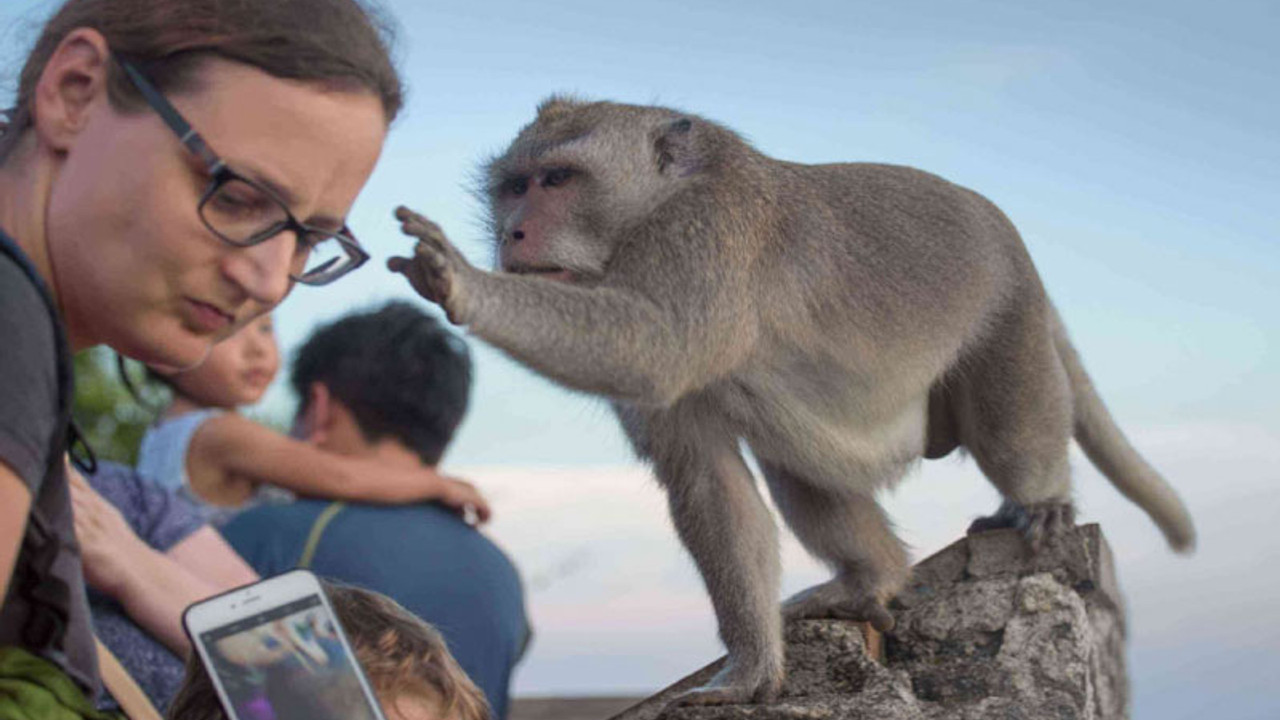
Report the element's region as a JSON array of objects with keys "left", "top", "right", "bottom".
[
  {"left": 395, "top": 206, "right": 449, "bottom": 243},
  {"left": 393, "top": 205, "right": 426, "bottom": 224},
  {"left": 399, "top": 214, "right": 443, "bottom": 238},
  {"left": 413, "top": 243, "right": 452, "bottom": 277},
  {"left": 388, "top": 256, "right": 449, "bottom": 304}
]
